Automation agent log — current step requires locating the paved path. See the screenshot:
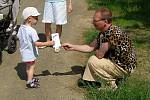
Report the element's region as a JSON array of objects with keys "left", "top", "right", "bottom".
[{"left": 0, "top": 0, "right": 93, "bottom": 100}]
